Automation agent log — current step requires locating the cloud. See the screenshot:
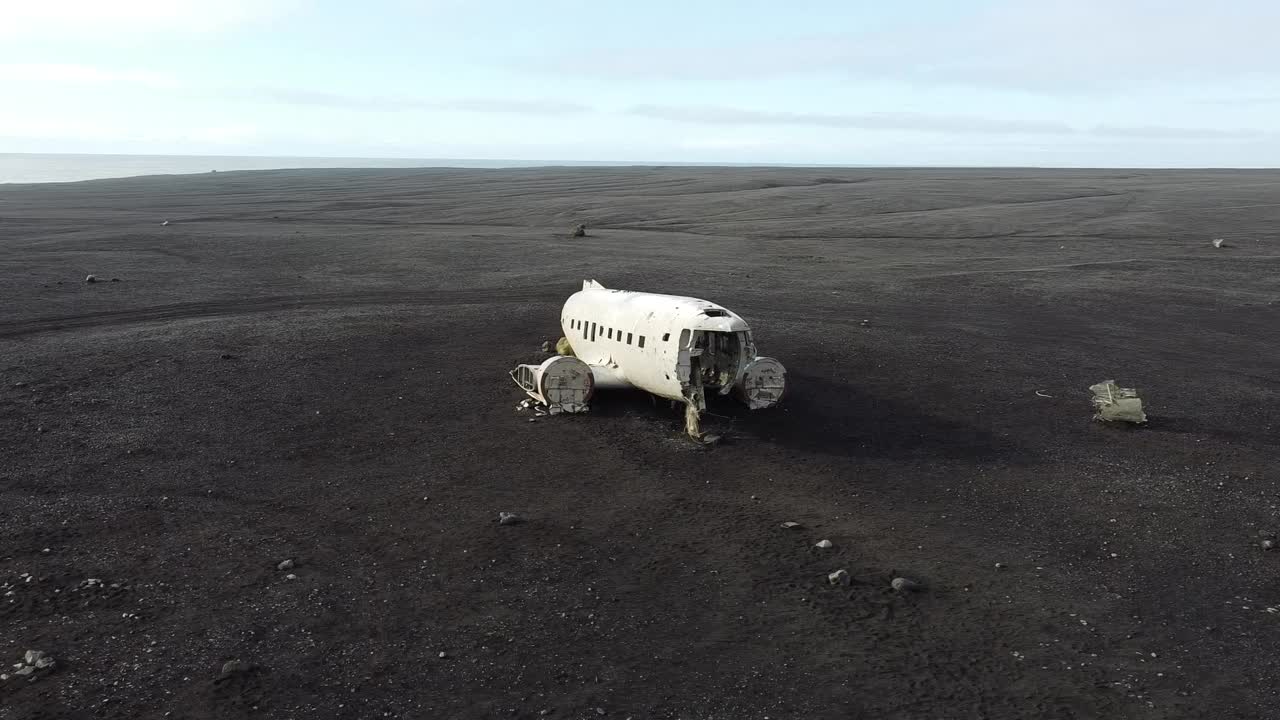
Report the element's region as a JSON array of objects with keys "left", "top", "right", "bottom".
[
  {"left": 222, "top": 86, "right": 593, "bottom": 115},
  {"left": 0, "top": 0, "right": 293, "bottom": 36},
  {"left": 627, "top": 104, "right": 1267, "bottom": 141},
  {"left": 0, "top": 64, "right": 591, "bottom": 116},
  {"left": 629, "top": 105, "right": 1074, "bottom": 135},
  {"left": 0, "top": 63, "right": 179, "bottom": 89},
  {"left": 1089, "top": 125, "right": 1266, "bottom": 140},
  {"left": 523, "top": 0, "right": 1280, "bottom": 95}
]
